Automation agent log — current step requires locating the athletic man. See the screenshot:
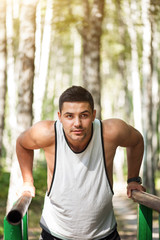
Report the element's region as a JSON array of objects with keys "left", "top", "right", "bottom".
[{"left": 16, "top": 86, "right": 145, "bottom": 240}]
